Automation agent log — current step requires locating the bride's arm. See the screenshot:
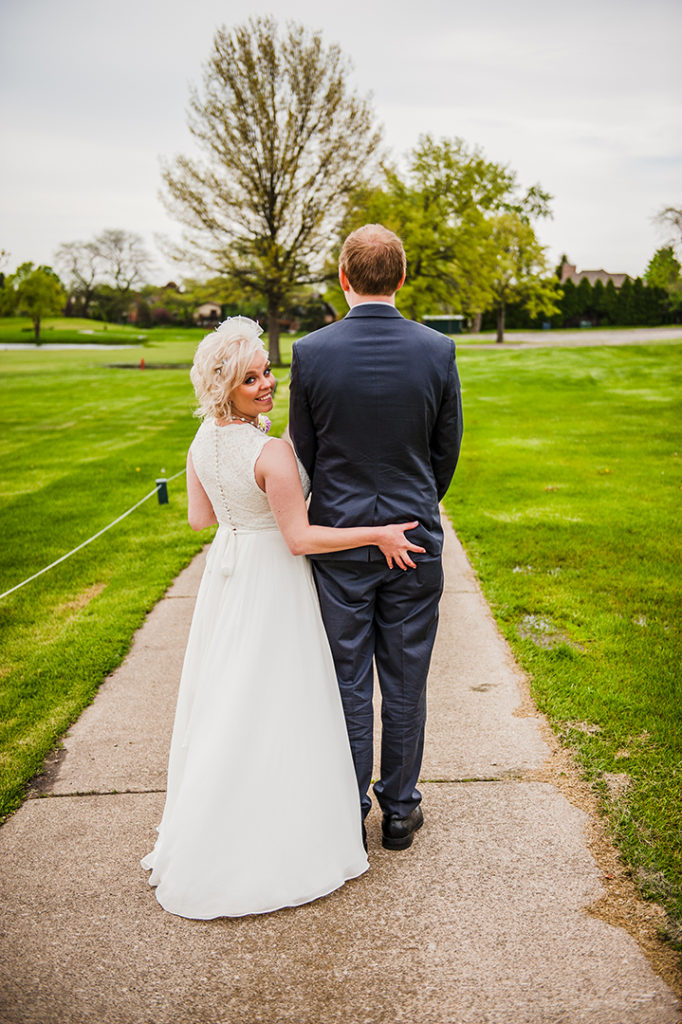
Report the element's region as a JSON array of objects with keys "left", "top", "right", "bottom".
[
  {"left": 255, "top": 438, "right": 424, "bottom": 570},
  {"left": 187, "top": 451, "right": 218, "bottom": 531}
]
